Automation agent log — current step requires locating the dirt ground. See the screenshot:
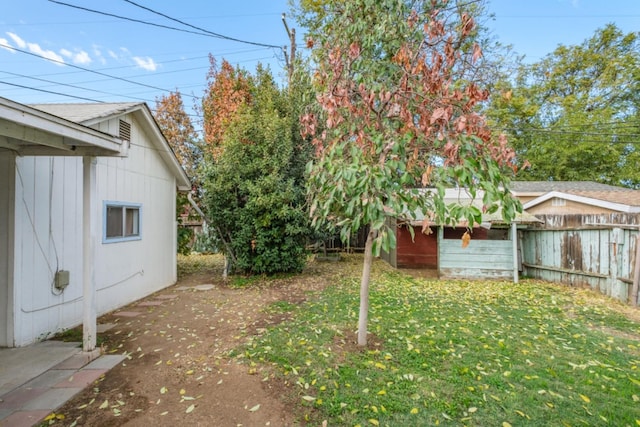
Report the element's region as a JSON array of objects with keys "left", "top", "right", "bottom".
[{"left": 48, "top": 256, "right": 344, "bottom": 427}]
